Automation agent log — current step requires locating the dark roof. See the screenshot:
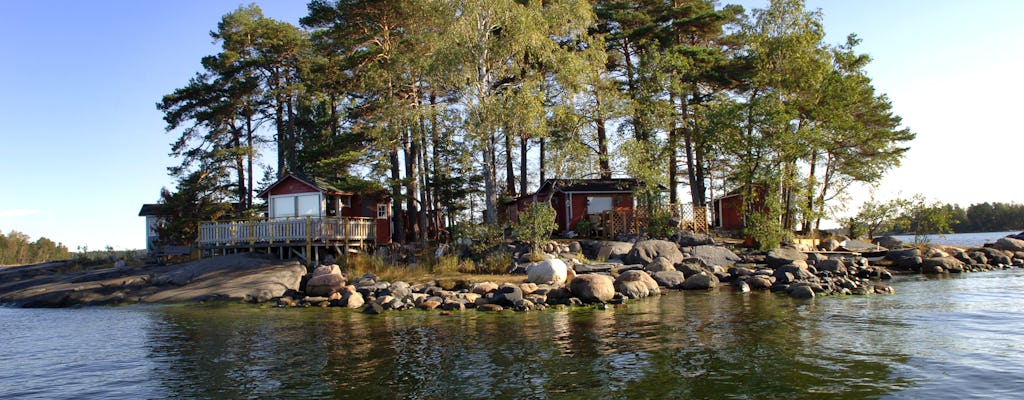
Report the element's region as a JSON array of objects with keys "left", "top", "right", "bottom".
[
  {"left": 256, "top": 173, "right": 353, "bottom": 198},
  {"left": 535, "top": 178, "right": 664, "bottom": 194},
  {"left": 138, "top": 203, "right": 163, "bottom": 216},
  {"left": 256, "top": 173, "right": 391, "bottom": 199}
]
